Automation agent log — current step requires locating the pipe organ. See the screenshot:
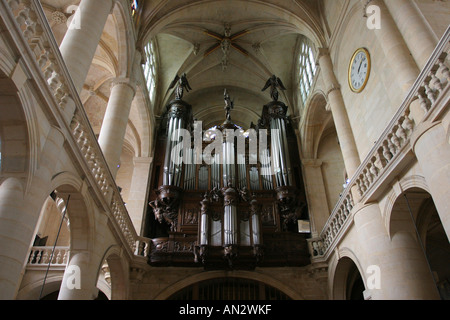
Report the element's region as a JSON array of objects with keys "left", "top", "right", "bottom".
[{"left": 145, "top": 75, "right": 310, "bottom": 270}]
